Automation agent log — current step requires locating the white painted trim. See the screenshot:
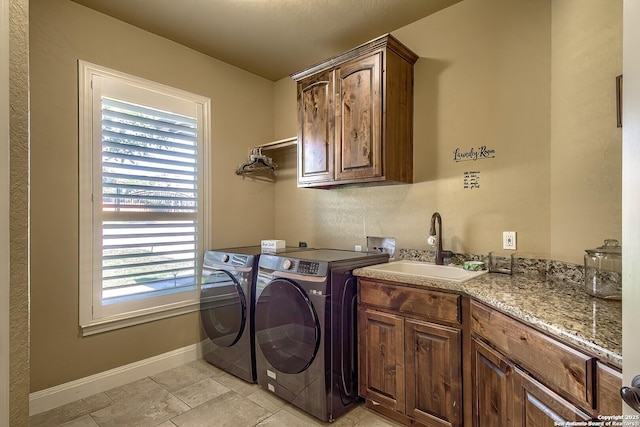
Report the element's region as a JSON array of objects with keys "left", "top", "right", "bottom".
[
  {"left": 81, "top": 300, "right": 200, "bottom": 336},
  {"left": 0, "top": 0, "right": 10, "bottom": 425},
  {"left": 623, "top": 0, "right": 640, "bottom": 416},
  {"left": 28, "top": 340, "right": 213, "bottom": 416},
  {"left": 77, "top": 60, "right": 212, "bottom": 330}
]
